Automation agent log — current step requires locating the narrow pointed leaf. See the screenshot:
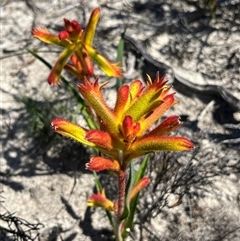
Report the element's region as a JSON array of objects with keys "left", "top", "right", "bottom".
[
  {"left": 93, "top": 172, "right": 103, "bottom": 192},
  {"left": 122, "top": 154, "right": 149, "bottom": 237},
  {"left": 134, "top": 154, "right": 150, "bottom": 185},
  {"left": 116, "top": 34, "right": 124, "bottom": 89},
  {"left": 121, "top": 162, "right": 135, "bottom": 221}
]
